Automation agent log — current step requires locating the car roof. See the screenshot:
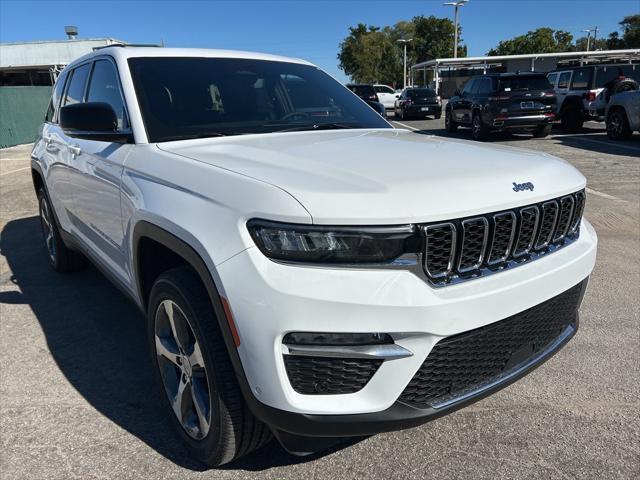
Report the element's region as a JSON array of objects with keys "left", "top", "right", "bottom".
[
  {"left": 66, "top": 46, "right": 314, "bottom": 69},
  {"left": 346, "top": 83, "right": 374, "bottom": 87}
]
